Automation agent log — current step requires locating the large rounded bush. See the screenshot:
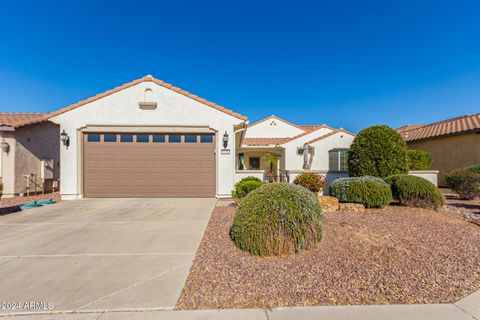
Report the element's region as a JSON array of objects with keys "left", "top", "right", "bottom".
[
  {"left": 230, "top": 183, "right": 323, "bottom": 256},
  {"left": 293, "top": 172, "right": 325, "bottom": 193},
  {"left": 385, "top": 174, "right": 445, "bottom": 209},
  {"left": 348, "top": 125, "right": 408, "bottom": 178},
  {"left": 329, "top": 176, "right": 392, "bottom": 208},
  {"left": 231, "top": 176, "right": 263, "bottom": 203},
  {"left": 407, "top": 149, "right": 432, "bottom": 170},
  {"left": 445, "top": 165, "right": 480, "bottom": 200}
]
